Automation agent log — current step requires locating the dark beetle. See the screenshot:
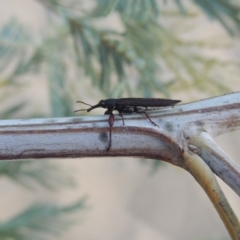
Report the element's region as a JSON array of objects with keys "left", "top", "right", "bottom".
[{"left": 74, "top": 98, "right": 181, "bottom": 151}]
